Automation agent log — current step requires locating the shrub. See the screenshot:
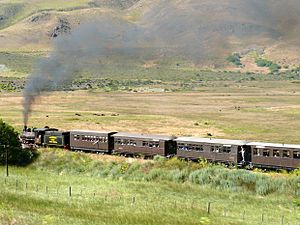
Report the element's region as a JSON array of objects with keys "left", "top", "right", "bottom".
[
  {"left": 226, "top": 53, "right": 242, "bottom": 66},
  {"left": 0, "top": 119, "right": 38, "bottom": 166},
  {"left": 255, "top": 58, "right": 281, "bottom": 73}
]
